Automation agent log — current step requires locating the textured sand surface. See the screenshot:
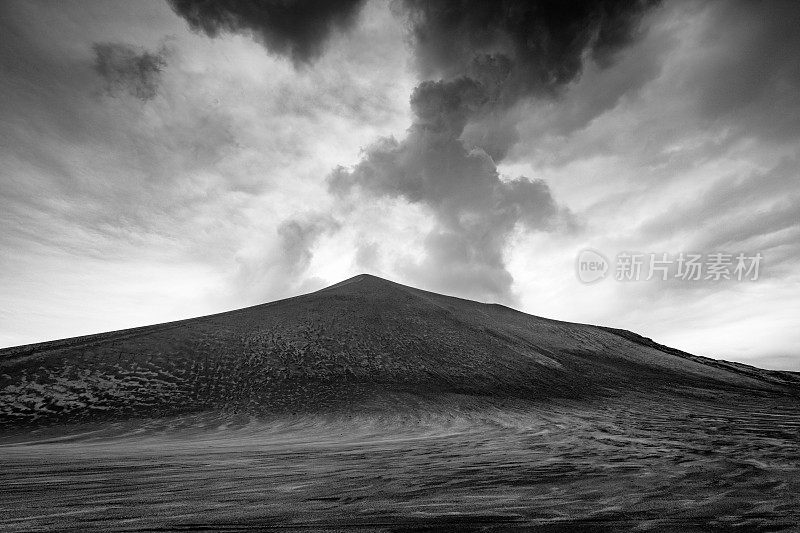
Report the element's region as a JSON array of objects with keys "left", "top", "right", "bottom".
[
  {"left": 2, "top": 393, "right": 799, "bottom": 531},
  {"left": 1, "top": 275, "right": 798, "bottom": 530}
]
